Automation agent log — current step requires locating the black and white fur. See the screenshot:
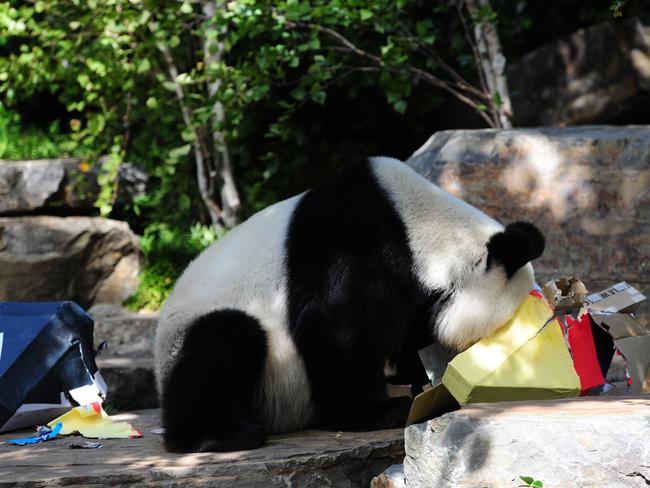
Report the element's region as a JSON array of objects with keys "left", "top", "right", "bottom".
[{"left": 154, "top": 157, "right": 544, "bottom": 452}]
